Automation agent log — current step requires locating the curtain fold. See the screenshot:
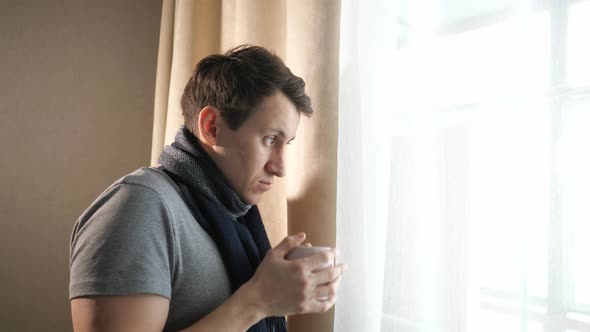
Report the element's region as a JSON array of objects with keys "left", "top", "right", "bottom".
[
  {"left": 151, "top": 0, "right": 221, "bottom": 166},
  {"left": 150, "top": 0, "right": 174, "bottom": 166},
  {"left": 335, "top": 0, "right": 397, "bottom": 330},
  {"left": 284, "top": 2, "right": 341, "bottom": 331}
]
